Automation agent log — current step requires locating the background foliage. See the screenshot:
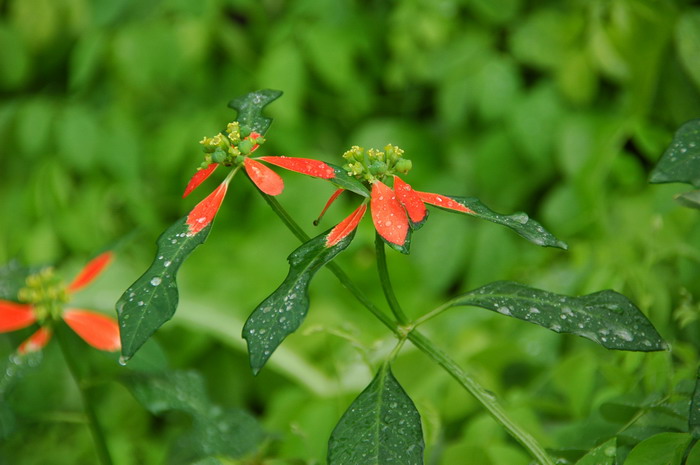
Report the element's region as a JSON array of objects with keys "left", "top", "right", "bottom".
[{"left": 1, "top": 0, "right": 700, "bottom": 463}]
